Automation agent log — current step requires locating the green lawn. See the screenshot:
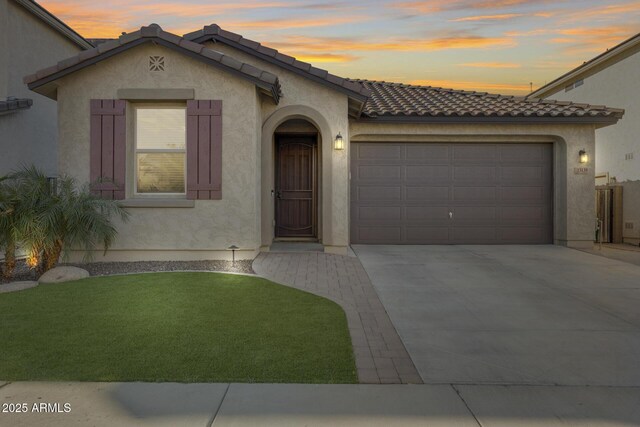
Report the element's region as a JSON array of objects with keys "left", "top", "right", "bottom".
[{"left": 0, "top": 272, "right": 357, "bottom": 383}]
